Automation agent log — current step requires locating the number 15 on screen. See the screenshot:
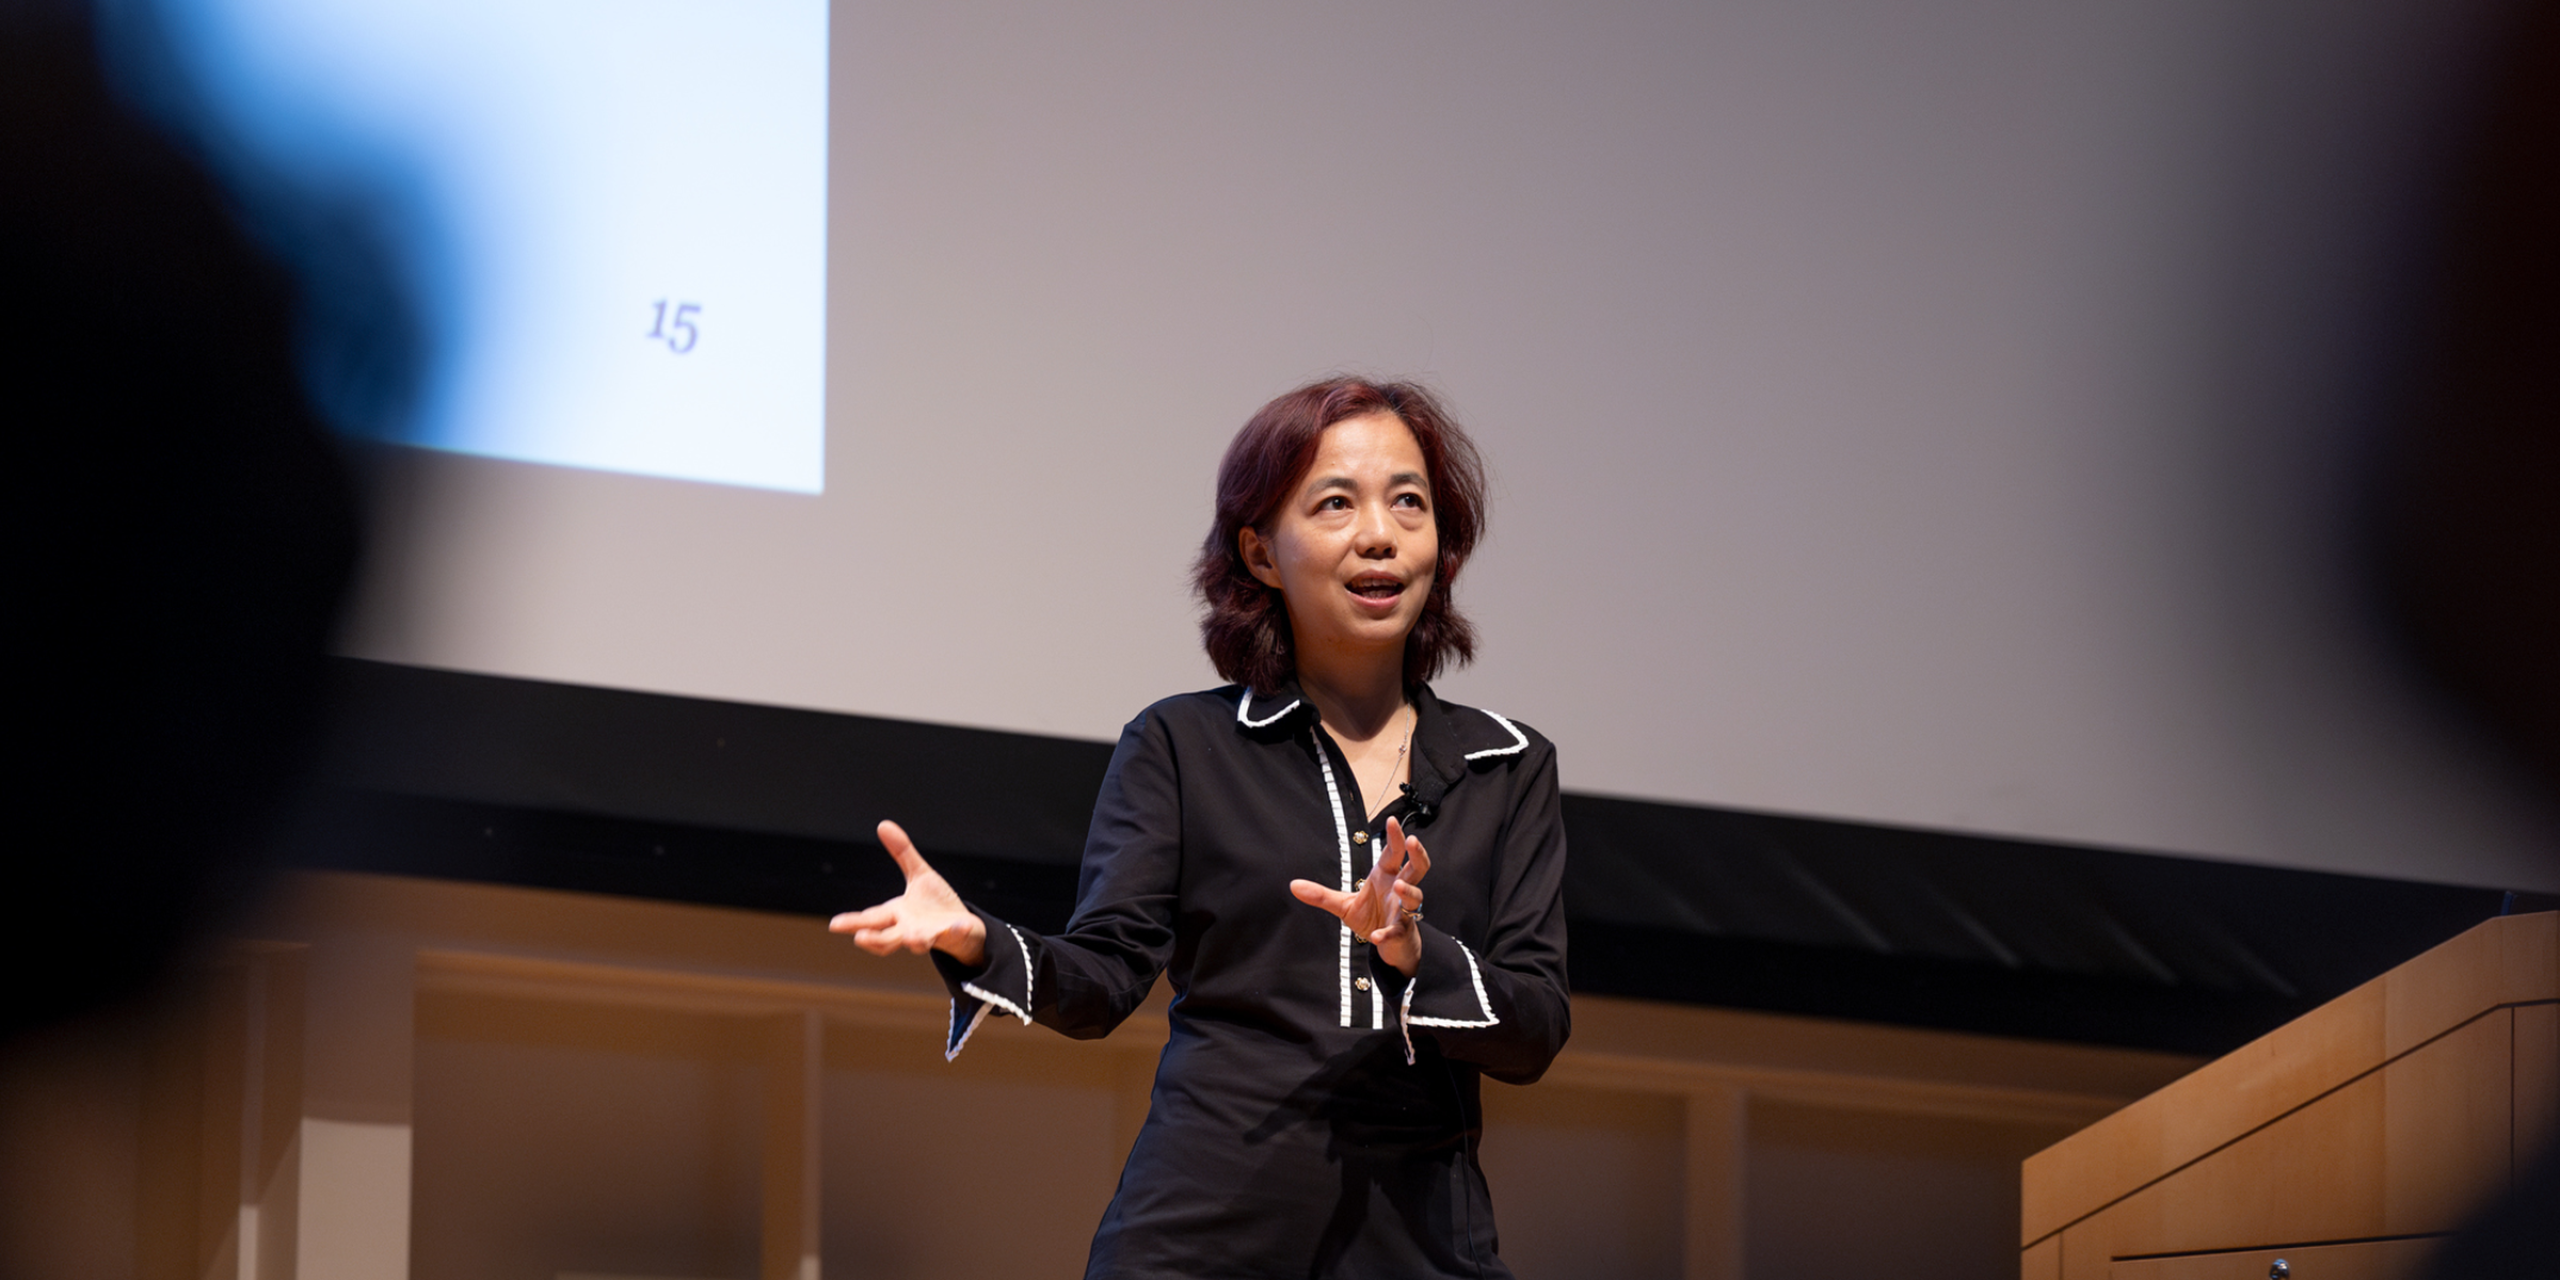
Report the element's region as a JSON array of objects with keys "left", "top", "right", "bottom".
[{"left": 648, "top": 300, "right": 701, "bottom": 354}]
